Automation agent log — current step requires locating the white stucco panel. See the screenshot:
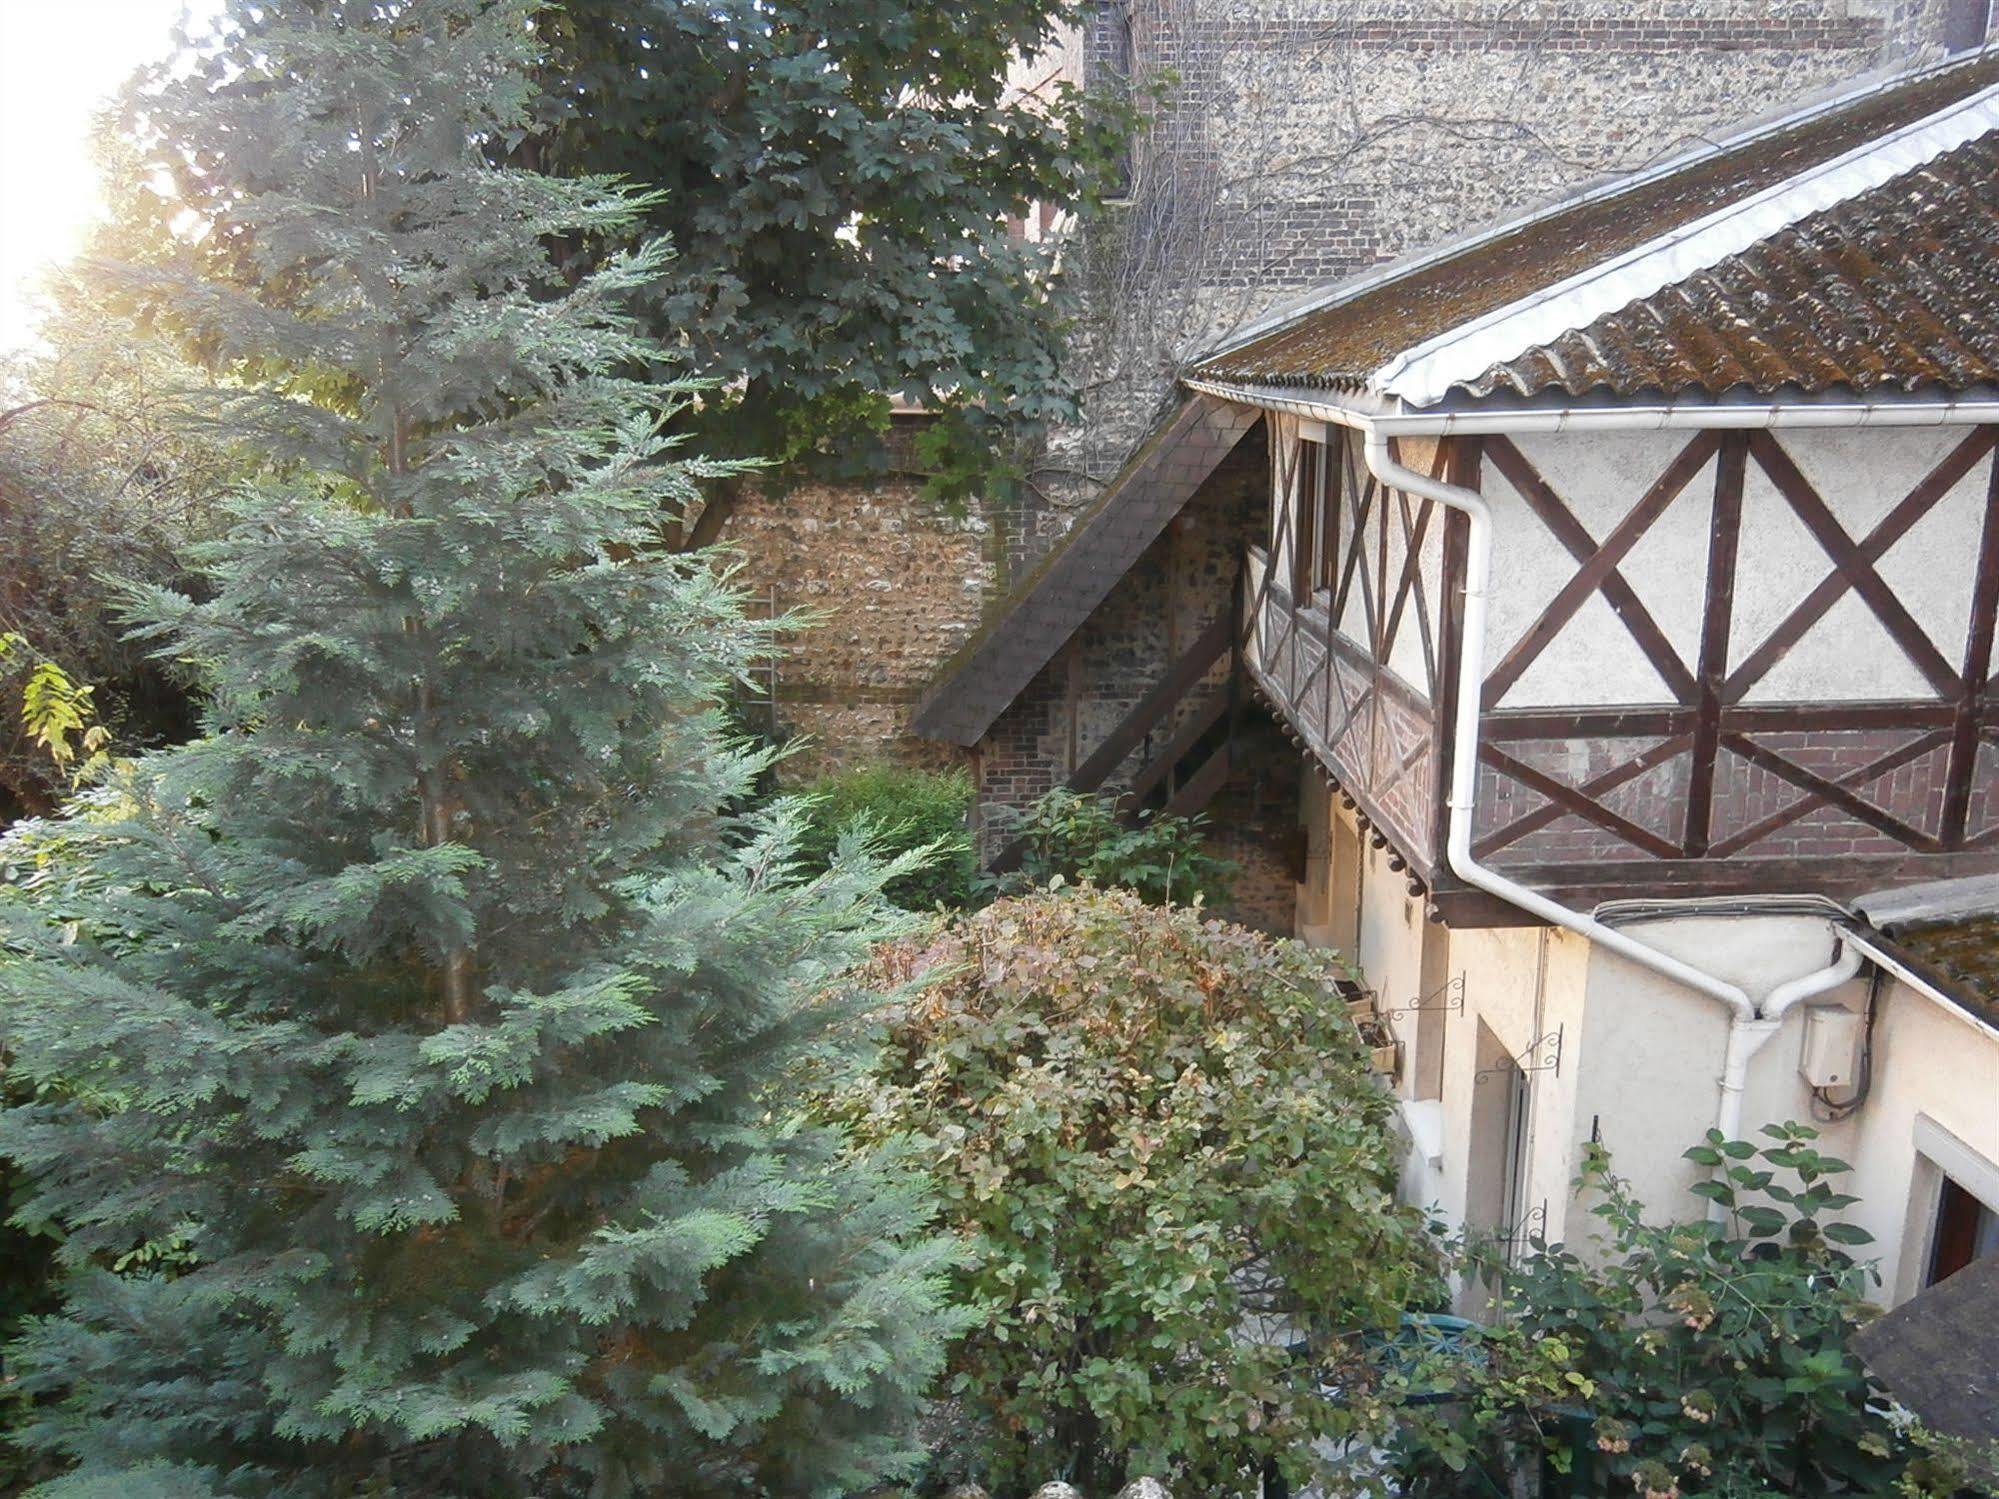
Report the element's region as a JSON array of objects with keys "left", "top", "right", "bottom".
[
  {"left": 1872, "top": 451, "right": 1990, "bottom": 676},
  {"left": 1504, "top": 592, "right": 1674, "bottom": 707},
  {"left": 1512, "top": 430, "right": 1716, "bottom": 668},
  {"left": 1380, "top": 482, "right": 1445, "bottom": 692},
  {"left": 1732, "top": 433, "right": 1957, "bottom": 703},
  {"left": 1485, "top": 433, "right": 1712, "bottom": 707}
]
